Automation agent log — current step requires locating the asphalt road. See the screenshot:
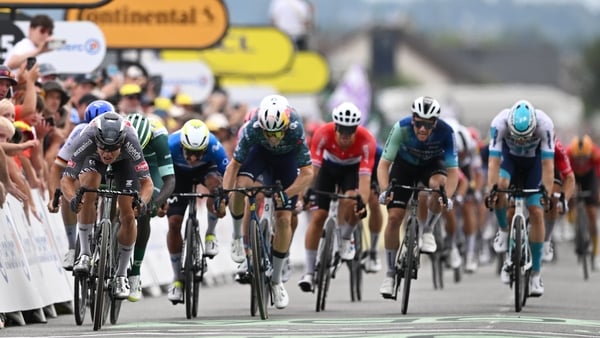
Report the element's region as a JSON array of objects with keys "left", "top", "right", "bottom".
[{"left": 3, "top": 240, "right": 600, "bottom": 337}]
